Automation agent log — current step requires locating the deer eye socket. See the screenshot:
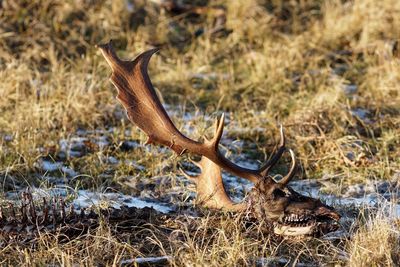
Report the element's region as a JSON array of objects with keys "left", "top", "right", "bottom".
[{"left": 272, "top": 188, "right": 286, "bottom": 198}]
